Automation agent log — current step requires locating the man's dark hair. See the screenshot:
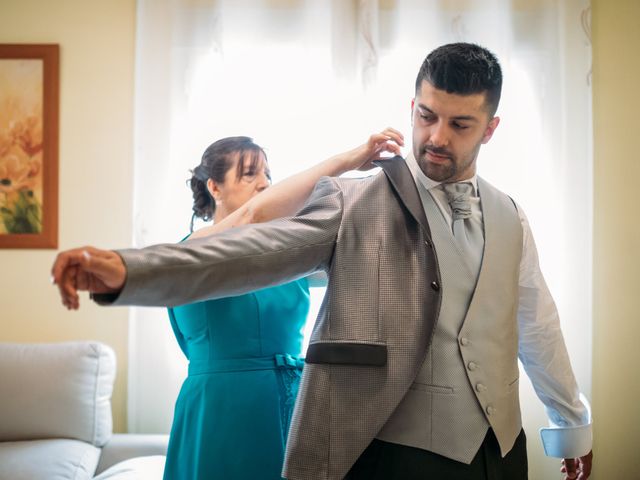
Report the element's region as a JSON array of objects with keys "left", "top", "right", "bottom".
[{"left": 415, "top": 43, "right": 502, "bottom": 116}]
